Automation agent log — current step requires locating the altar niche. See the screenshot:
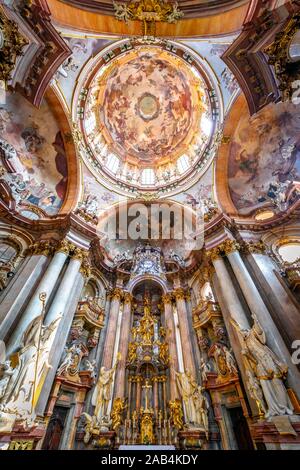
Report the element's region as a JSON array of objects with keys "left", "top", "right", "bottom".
[{"left": 123, "top": 284, "right": 172, "bottom": 445}]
